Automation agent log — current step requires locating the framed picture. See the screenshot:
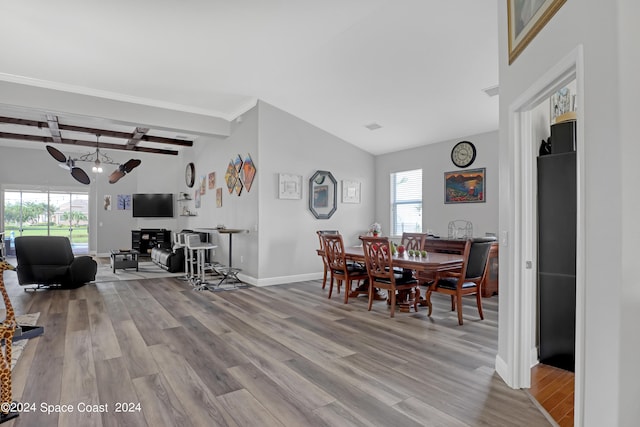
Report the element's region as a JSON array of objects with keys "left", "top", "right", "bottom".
[
  {"left": 507, "top": 0, "right": 567, "bottom": 64},
  {"left": 342, "top": 180, "right": 361, "bottom": 203},
  {"left": 240, "top": 153, "right": 256, "bottom": 192},
  {"left": 444, "top": 168, "right": 486, "bottom": 204},
  {"left": 278, "top": 173, "right": 302, "bottom": 199},
  {"left": 216, "top": 188, "right": 222, "bottom": 207},
  {"left": 309, "top": 170, "right": 337, "bottom": 219},
  {"left": 208, "top": 172, "right": 216, "bottom": 189}
]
